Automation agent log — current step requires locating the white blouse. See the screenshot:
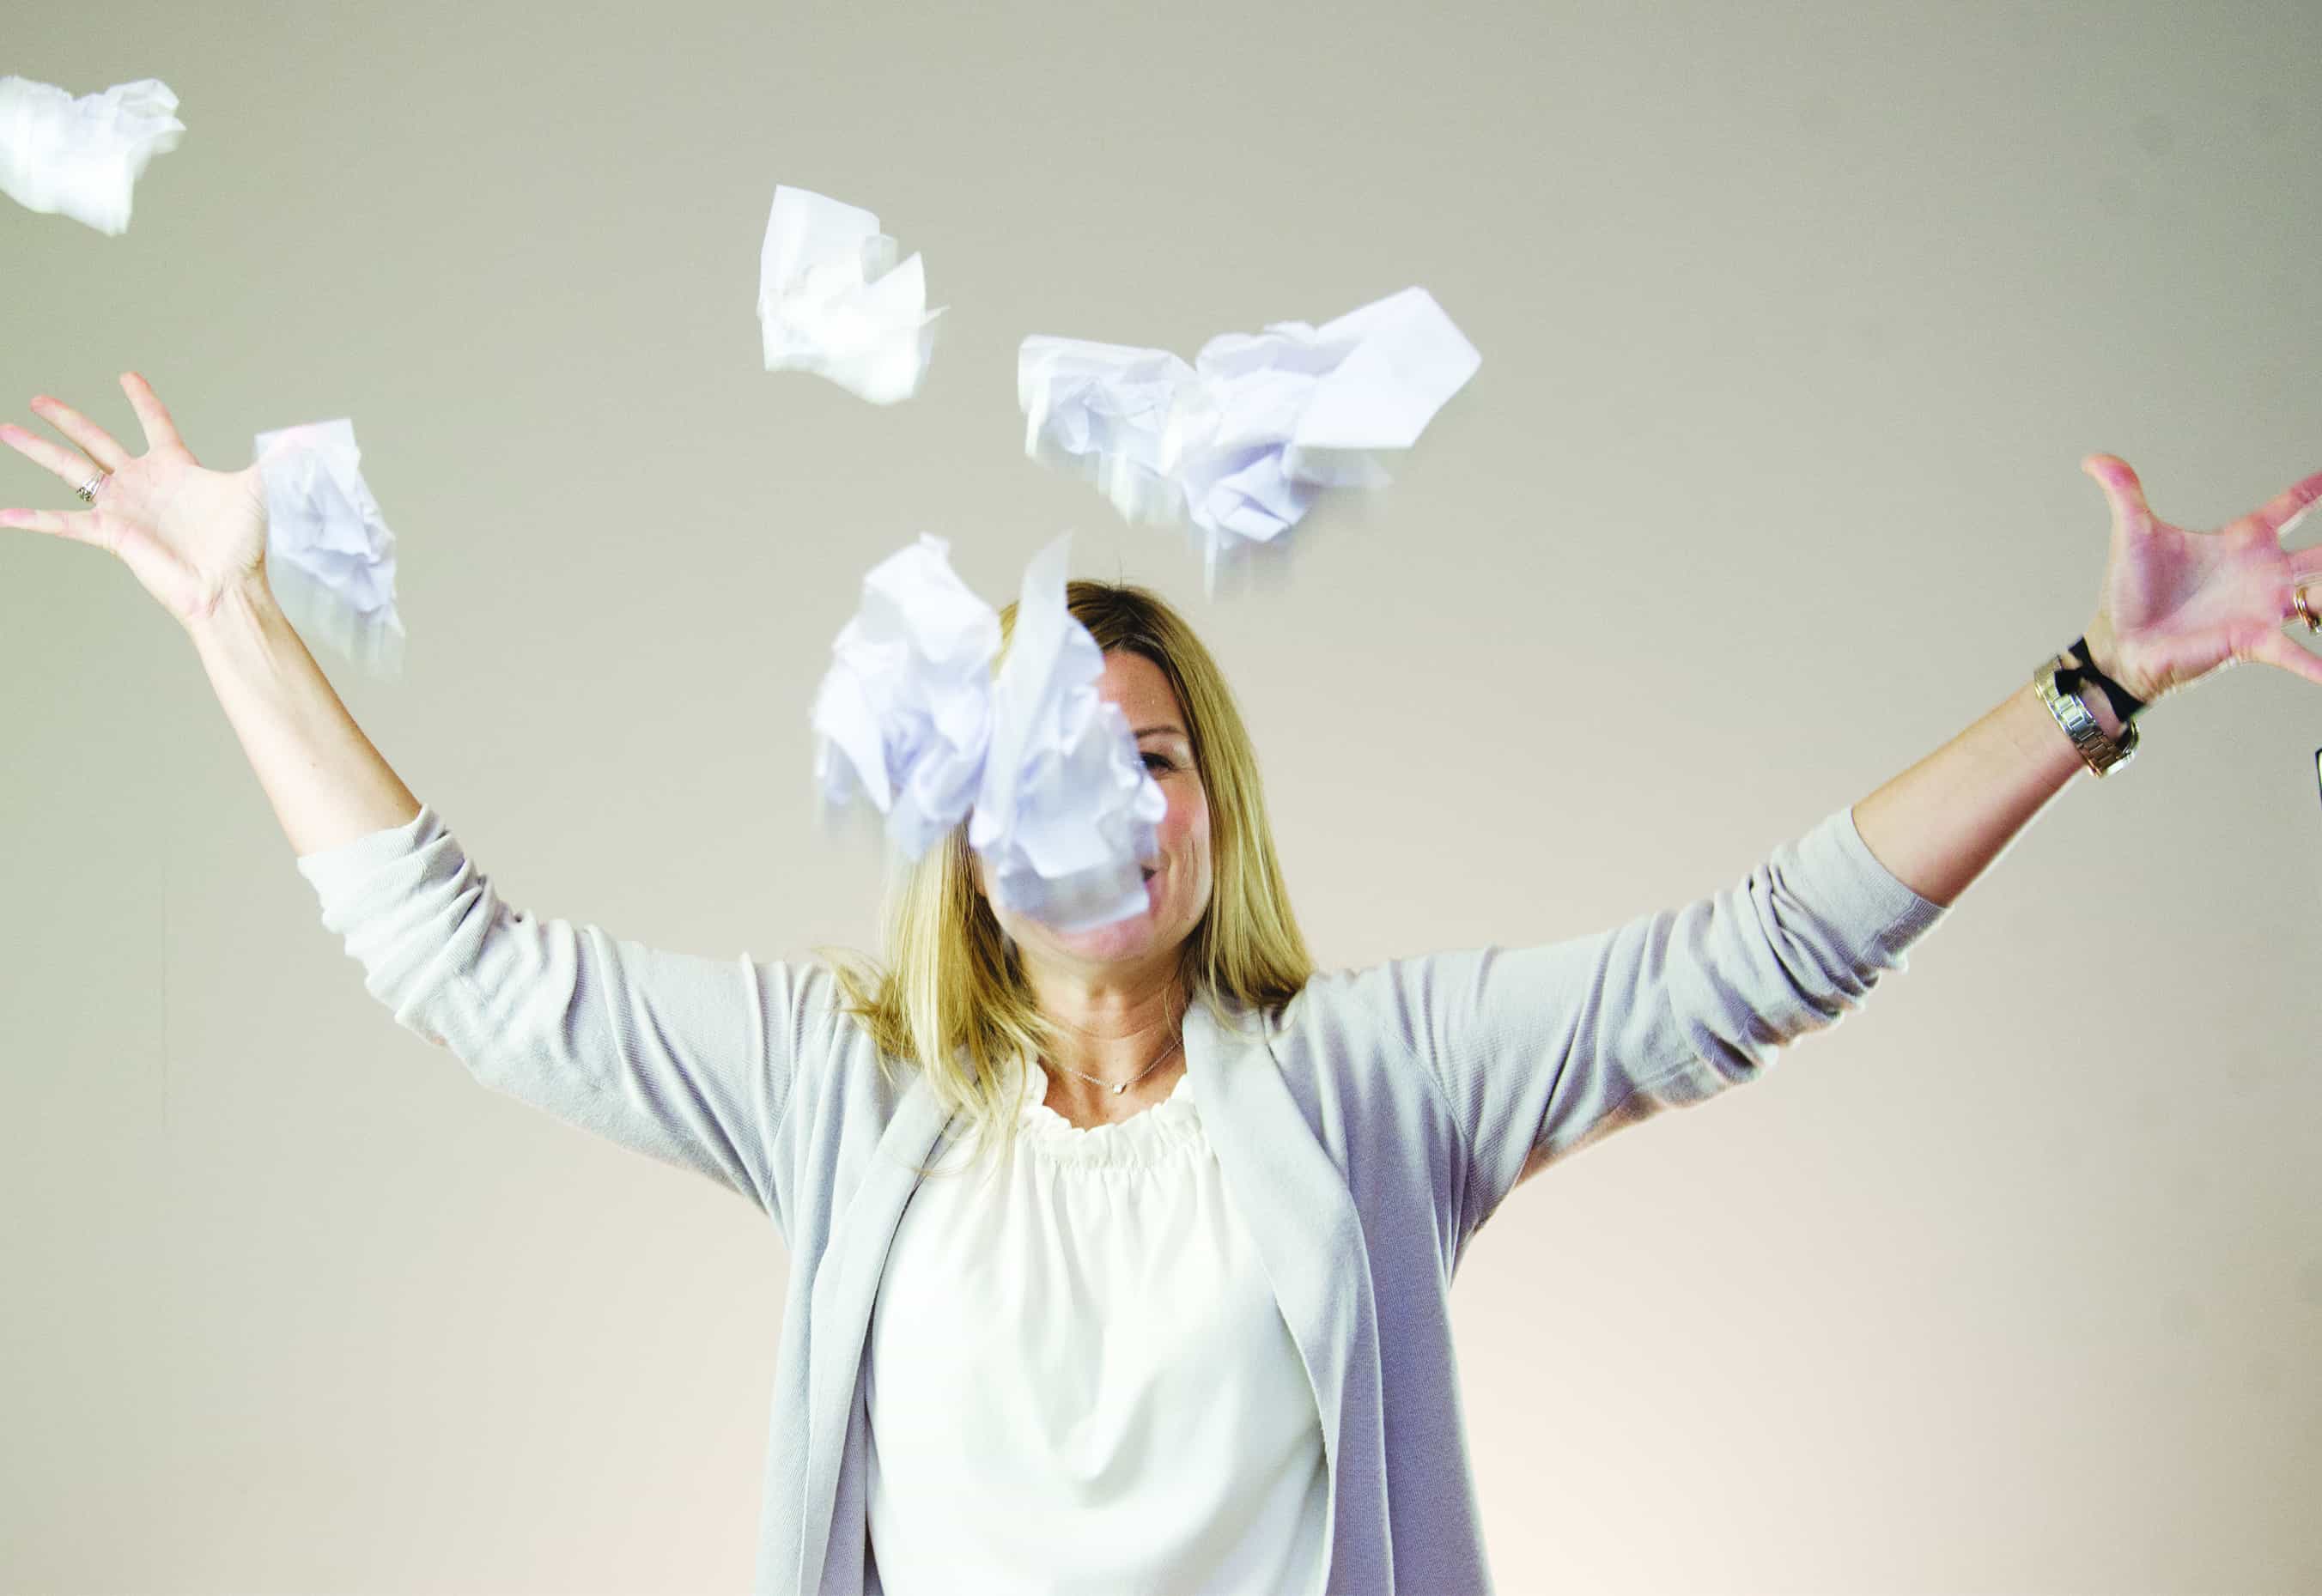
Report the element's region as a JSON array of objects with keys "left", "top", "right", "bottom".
[{"left": 864, "top": 1053, "right": 1328, "bottom": 1594}]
